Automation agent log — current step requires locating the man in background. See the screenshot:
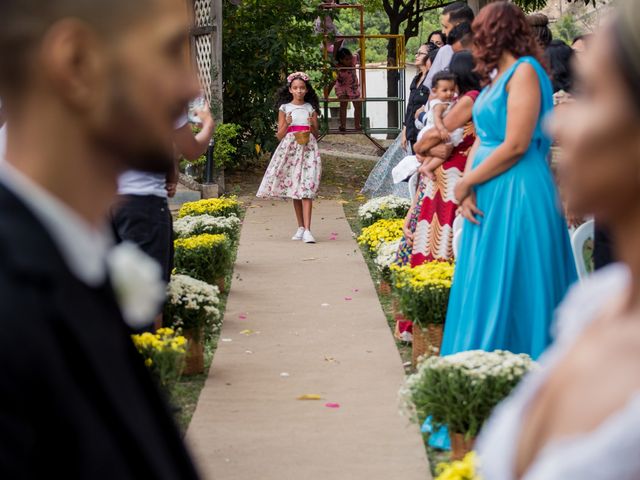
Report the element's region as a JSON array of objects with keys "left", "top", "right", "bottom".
[
  {"left": 113, "top": 103, "right": 215, "bottom": 322},
  {"left": 448, "top": 21, "right": 473, "bottom": 53},
  {"left": 425, "top": 2, "right": 475, "bottom": 89},
  {"left": 0, "top": 0, "right": 201, "bottom": 477}
]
